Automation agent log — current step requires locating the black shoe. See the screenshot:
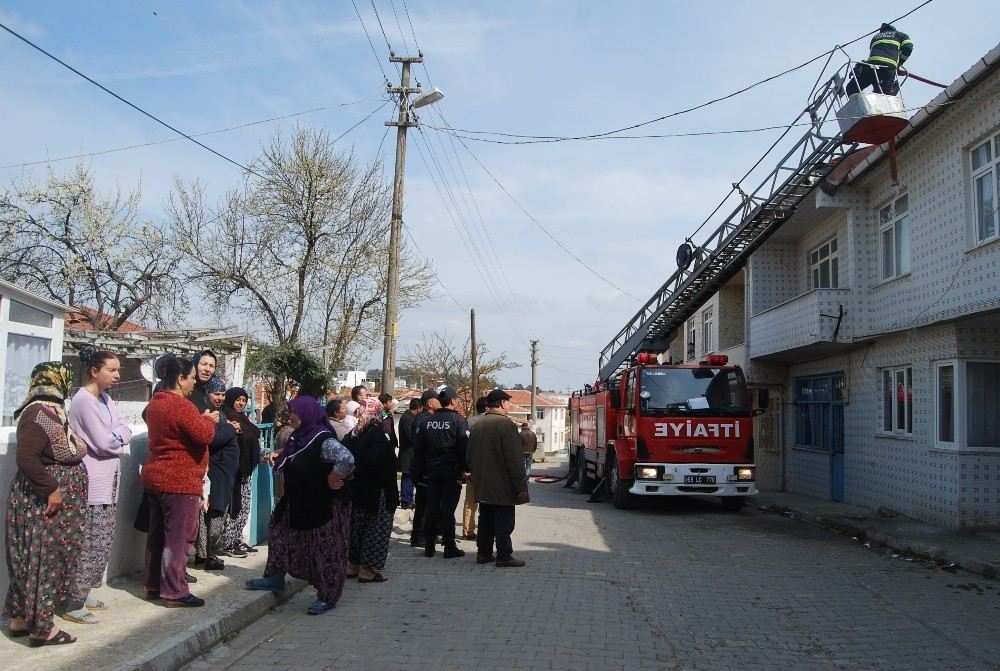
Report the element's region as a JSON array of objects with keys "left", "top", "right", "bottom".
[
  {"left": 410, "top": 534, "right": 425, "bottom": 548},
  {"left": 144, "top": 591, "right": 162, "bottom": 601},
  {"left": 185, "top": 571, "right": 197, "bottom": 584},
  {"left": 423, "top": 545, "right": 435, "bottom": 558},
  {"left": 239, "top": 543, "right": 259, "bottom": 553},
  {"left": 164, "top": 594, "right": 205, "bottom": 608},
  {"left": 443, "top": 546, "right": 465, "bottom": 559},
  {"left": 199, "top": 557, "right": 225, "bottom": 571}
]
